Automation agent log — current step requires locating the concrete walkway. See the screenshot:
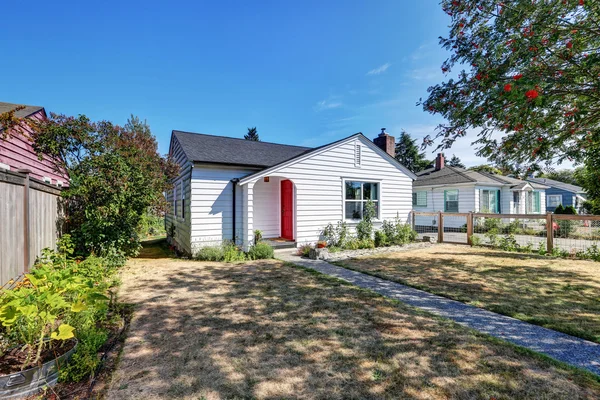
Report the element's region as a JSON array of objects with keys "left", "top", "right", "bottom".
[{"left": 275, "top": 250, "right": 600, "bottom": 376}]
